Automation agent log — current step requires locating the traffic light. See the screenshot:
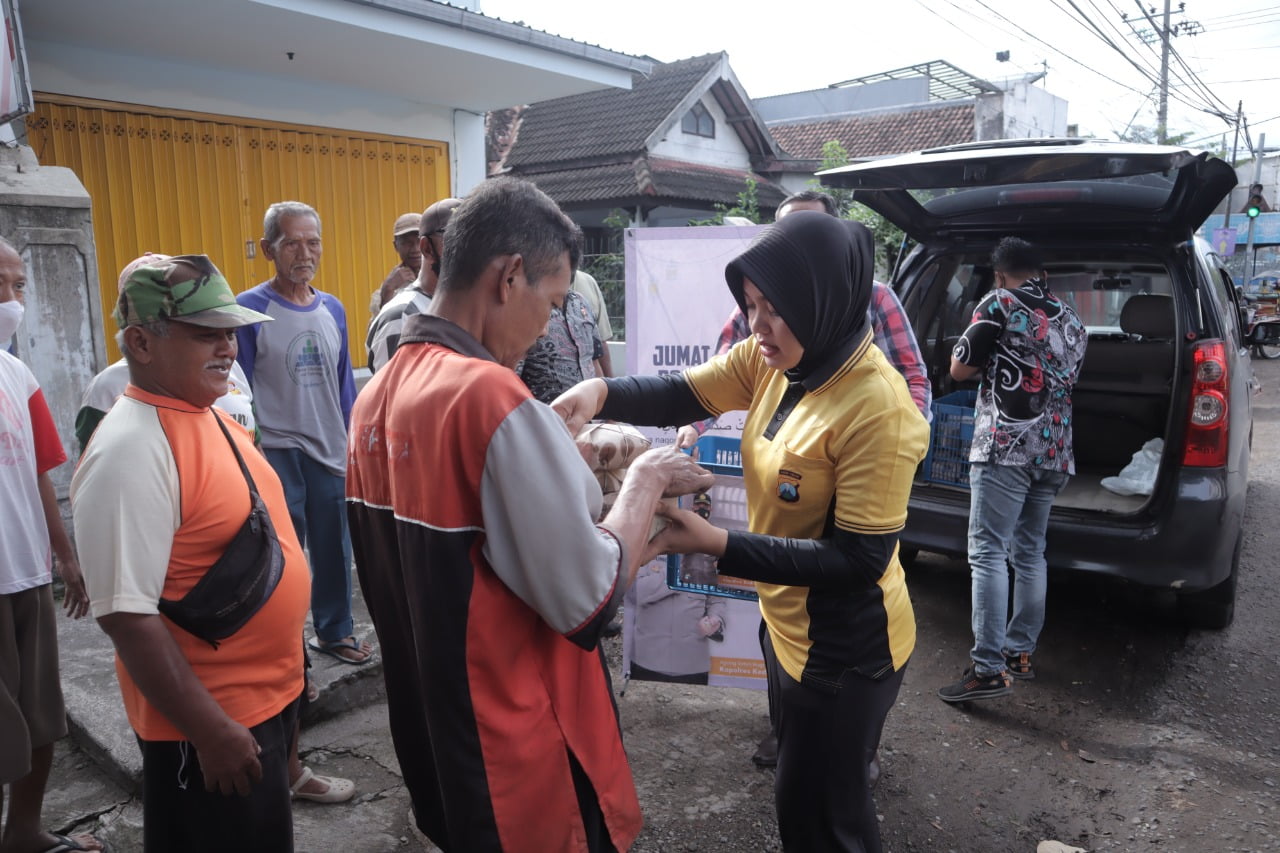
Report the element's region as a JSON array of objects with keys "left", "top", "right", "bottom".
[{"left": 1244, "top": 184, "right": 1269, "bottom": 218}]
